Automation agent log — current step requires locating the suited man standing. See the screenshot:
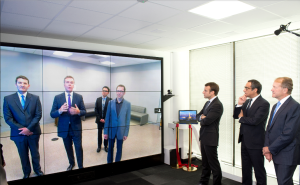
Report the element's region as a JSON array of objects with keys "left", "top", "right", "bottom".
[
  {"left": 50, "top": 76, "right": 86, "bottom": 171},
  {"left": 233, "top": 80, "right": 269, "bottom": 185},
  {"left": 104, "top": 84, "right": 131, "bottom": 163},
  {"left": 95, "top": 86, "right": 112, "bottom": 153},
  {"left": 196, "top": 82, "right": 223, "bottom": 185},
  {"left": 3, "top": 75, "right": 43, "bottom": 178},
  {"left": 263, "top": 77, "right": 300, "bottom": 185}
]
